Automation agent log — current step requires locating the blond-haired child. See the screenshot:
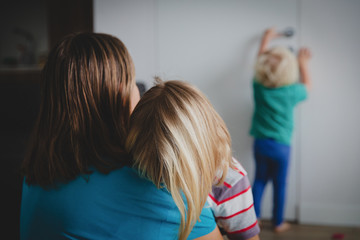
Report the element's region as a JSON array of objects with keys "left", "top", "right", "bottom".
[
  {"left": 250, "top": 28, "right": 312, "bottom": 233},
  {"left": 127, "top": 79, "right": 260, "bottom": 240}
]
